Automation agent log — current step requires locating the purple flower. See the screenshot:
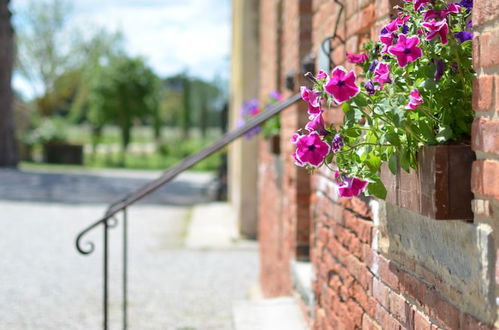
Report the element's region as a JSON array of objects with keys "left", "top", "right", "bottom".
[
  {"left": 335, "top": 172, "right": 368, "bottom": 198},
  {"left": 332, "top": 134, "right": 344, "bottom": 153},
  {"left": 305, "top": 113, "right": 328, "bottom": 136},
  {"left": 458, "top": 0, "right": 472, "bottom": 10},
  {"left": 422, "top": 20, "right": 449, "bottom": 45},
  {"left": 324, "top": 67, "right": 360, "bottom": 103},
  {"left": 241, "top": 99, "right": 259, "bottom": 116},
  {"left": 467, "top": 20, "right": 473, "bottom": 29},
  {"left": 406, "top": 89, "right": 424, "bottom": 110},
  {"left": 269, "top": 91, "right": 283, "bottom": 101},
  {"left": 300, "top": 86, "right": 322, "bottom": 108},
  {"left": 294, "top": 132, "right": 331, "bottom": 167},
  {"left": 434, "top": 59, "right": 445, "bottom": 81},
  {"left": 368, "top": 60, "right": 379, "bottom": 72},
  {"left": 373, "top": 63, "right": 392, "bottom": 88},
  {"left": 364, "top": 80, "right": 376, "bottom": 95},
  {"left": 388, "top": 34, "right": 423, "bottom": 67},
  {"left": 402, "top": 24, "right": 409, "bottom": 34},
  {"left": 455, "top": 31, "right": 473, "bottom": 43}
]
